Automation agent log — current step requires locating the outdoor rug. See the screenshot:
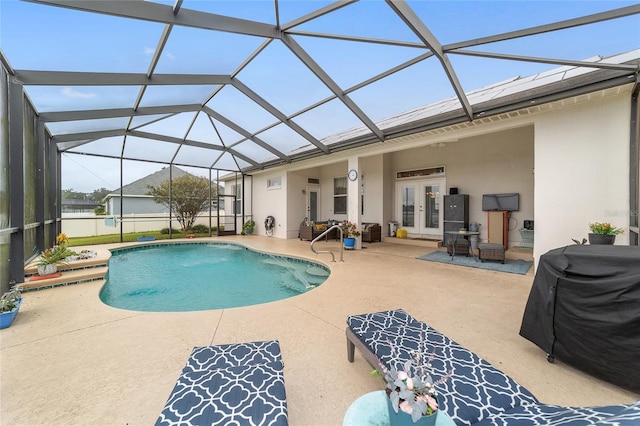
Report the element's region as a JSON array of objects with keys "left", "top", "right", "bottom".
[{"left": 417, "top": 251, "right": 533, "bottom": 275}]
